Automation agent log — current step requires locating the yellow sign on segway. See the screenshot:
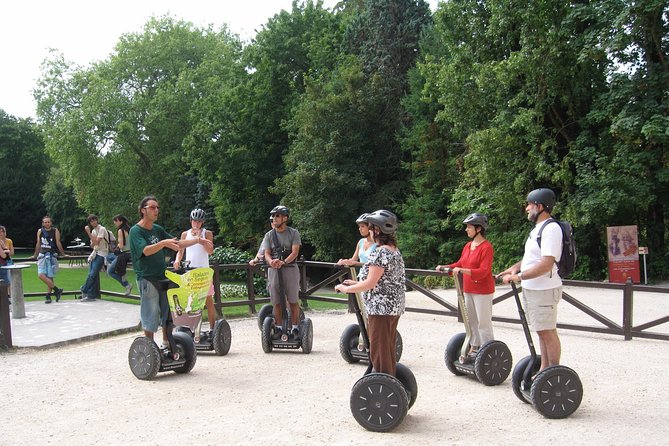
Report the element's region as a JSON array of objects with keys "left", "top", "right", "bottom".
[{"left": 164, "top": 267, "right": 213, "bottom": 315}]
